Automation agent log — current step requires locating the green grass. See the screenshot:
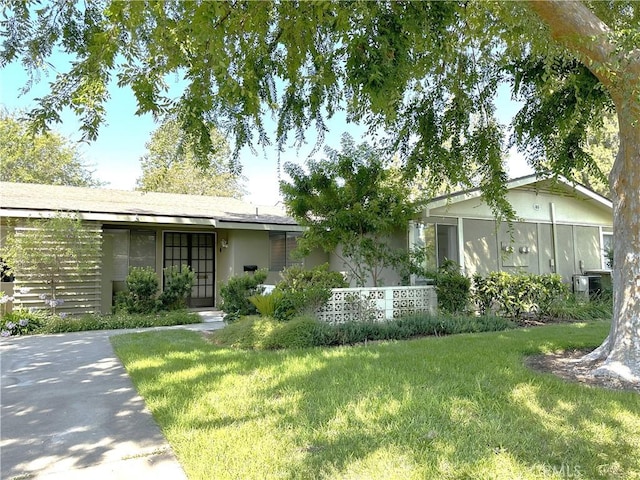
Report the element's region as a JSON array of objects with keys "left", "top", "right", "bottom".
[{"left": 111, "top": 320, "right": 640, "bottom": 480}]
